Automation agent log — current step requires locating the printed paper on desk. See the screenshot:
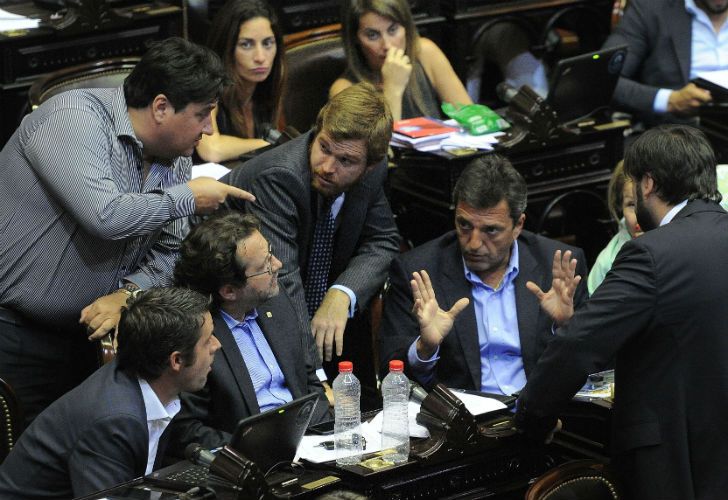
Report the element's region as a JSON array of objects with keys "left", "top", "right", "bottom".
[{"left": 440, "top": 131, "right": 504, "bottom": 151}]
